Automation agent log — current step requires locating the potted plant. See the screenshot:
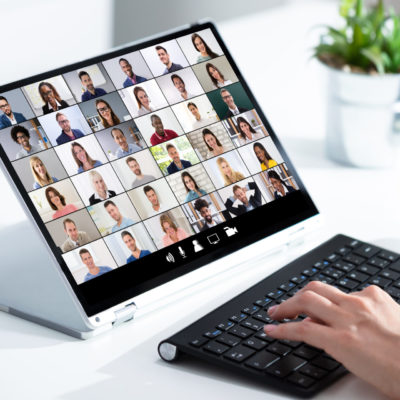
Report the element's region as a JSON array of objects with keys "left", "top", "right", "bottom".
[{"left": 315, "top": 0, "right": 400, "bottom": 167}]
